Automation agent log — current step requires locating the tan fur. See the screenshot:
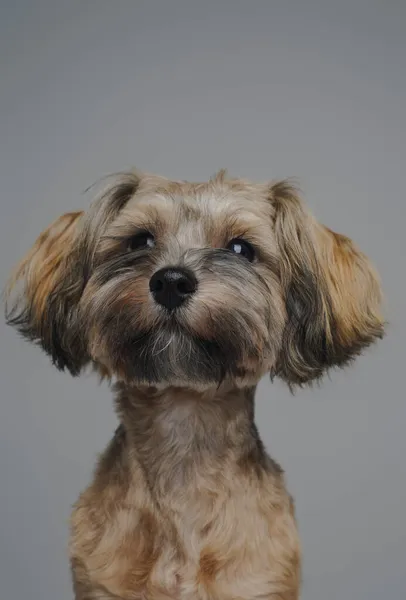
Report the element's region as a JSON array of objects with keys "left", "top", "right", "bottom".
[
  {"left": 70, "top": 388, "right": 301, "bottom": 599},
  {"left": 6, "top": 211, "right": 83, "bottom": 324},
  {"left": 317, "top": 226, "right": 383, "bottom": 347},
  {"left": 271, "top": 181, "right": 383, "bottom": 384},
  {"left": 5, "top": 169, "right": 384, "bottom": 599}
]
